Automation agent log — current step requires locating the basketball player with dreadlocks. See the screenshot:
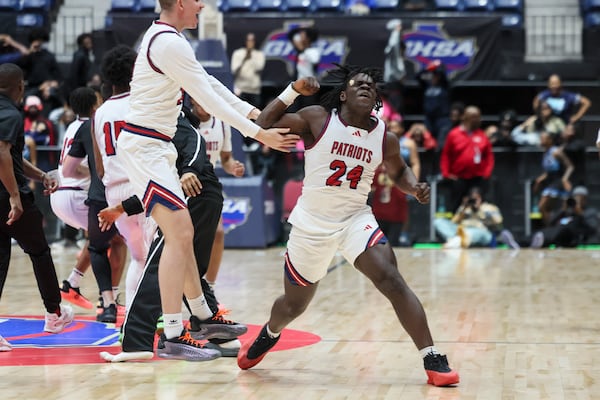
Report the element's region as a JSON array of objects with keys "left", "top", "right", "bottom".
[{"left": 237, "top": 65, "right": 459, "bottom": 387}]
